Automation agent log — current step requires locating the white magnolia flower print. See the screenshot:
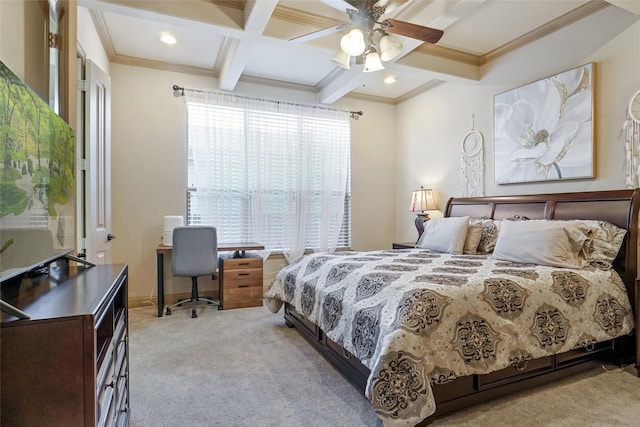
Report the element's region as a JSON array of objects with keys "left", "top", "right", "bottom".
[{"left": 494, "top": 65, "right": 593, "bottom": 183}]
